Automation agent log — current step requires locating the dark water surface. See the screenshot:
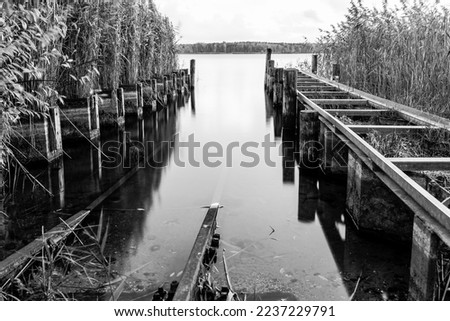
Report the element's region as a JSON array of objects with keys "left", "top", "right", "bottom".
[{"left": 0, "top": 54, "right": 410, "bottom": 300}]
